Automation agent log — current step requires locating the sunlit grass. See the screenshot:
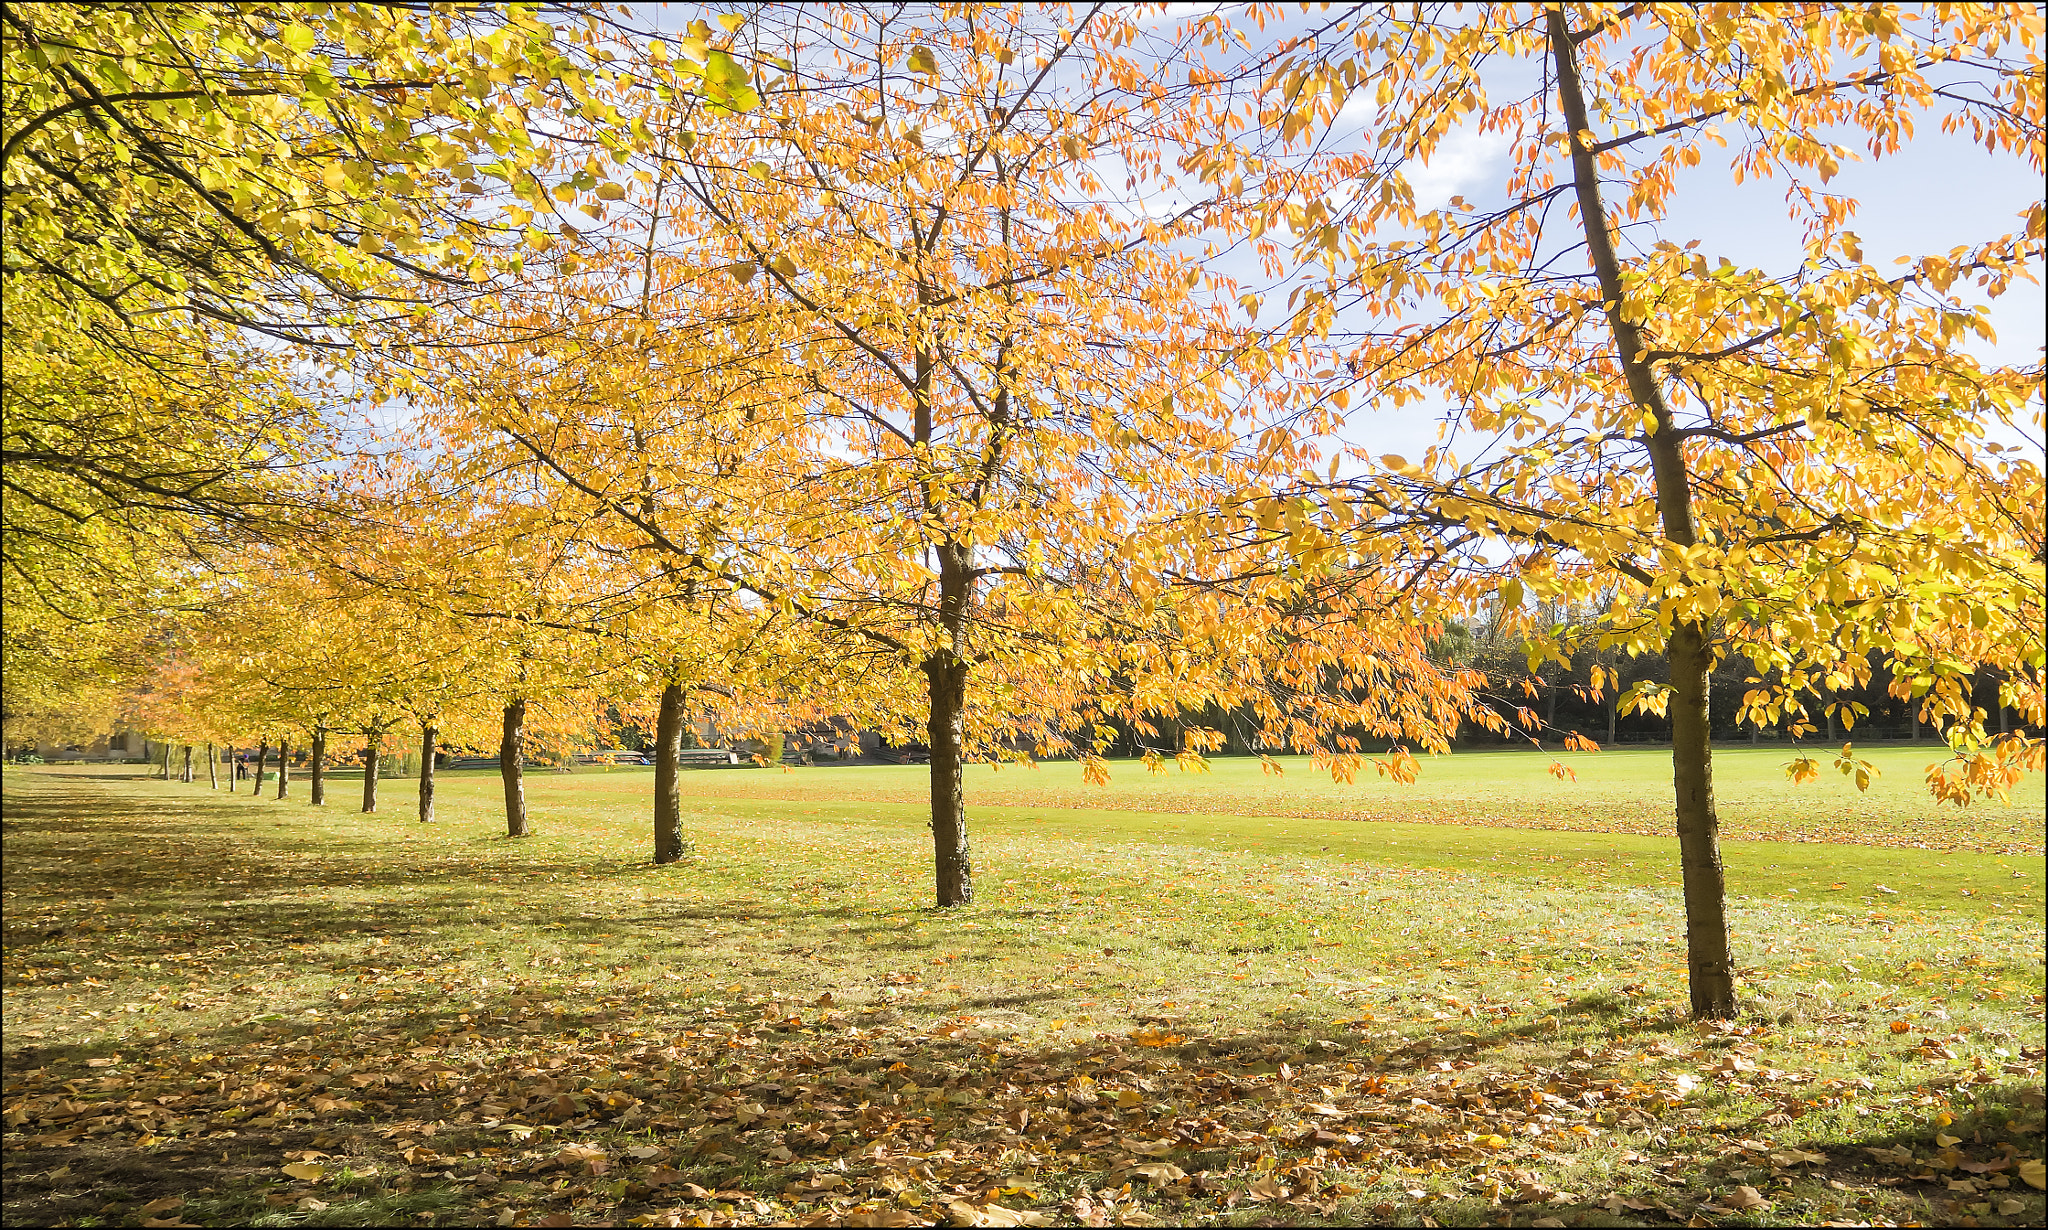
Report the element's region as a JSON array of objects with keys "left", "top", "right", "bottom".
[{"left": 3, "top": 764, "right": 2042, "bottom": 1228}]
